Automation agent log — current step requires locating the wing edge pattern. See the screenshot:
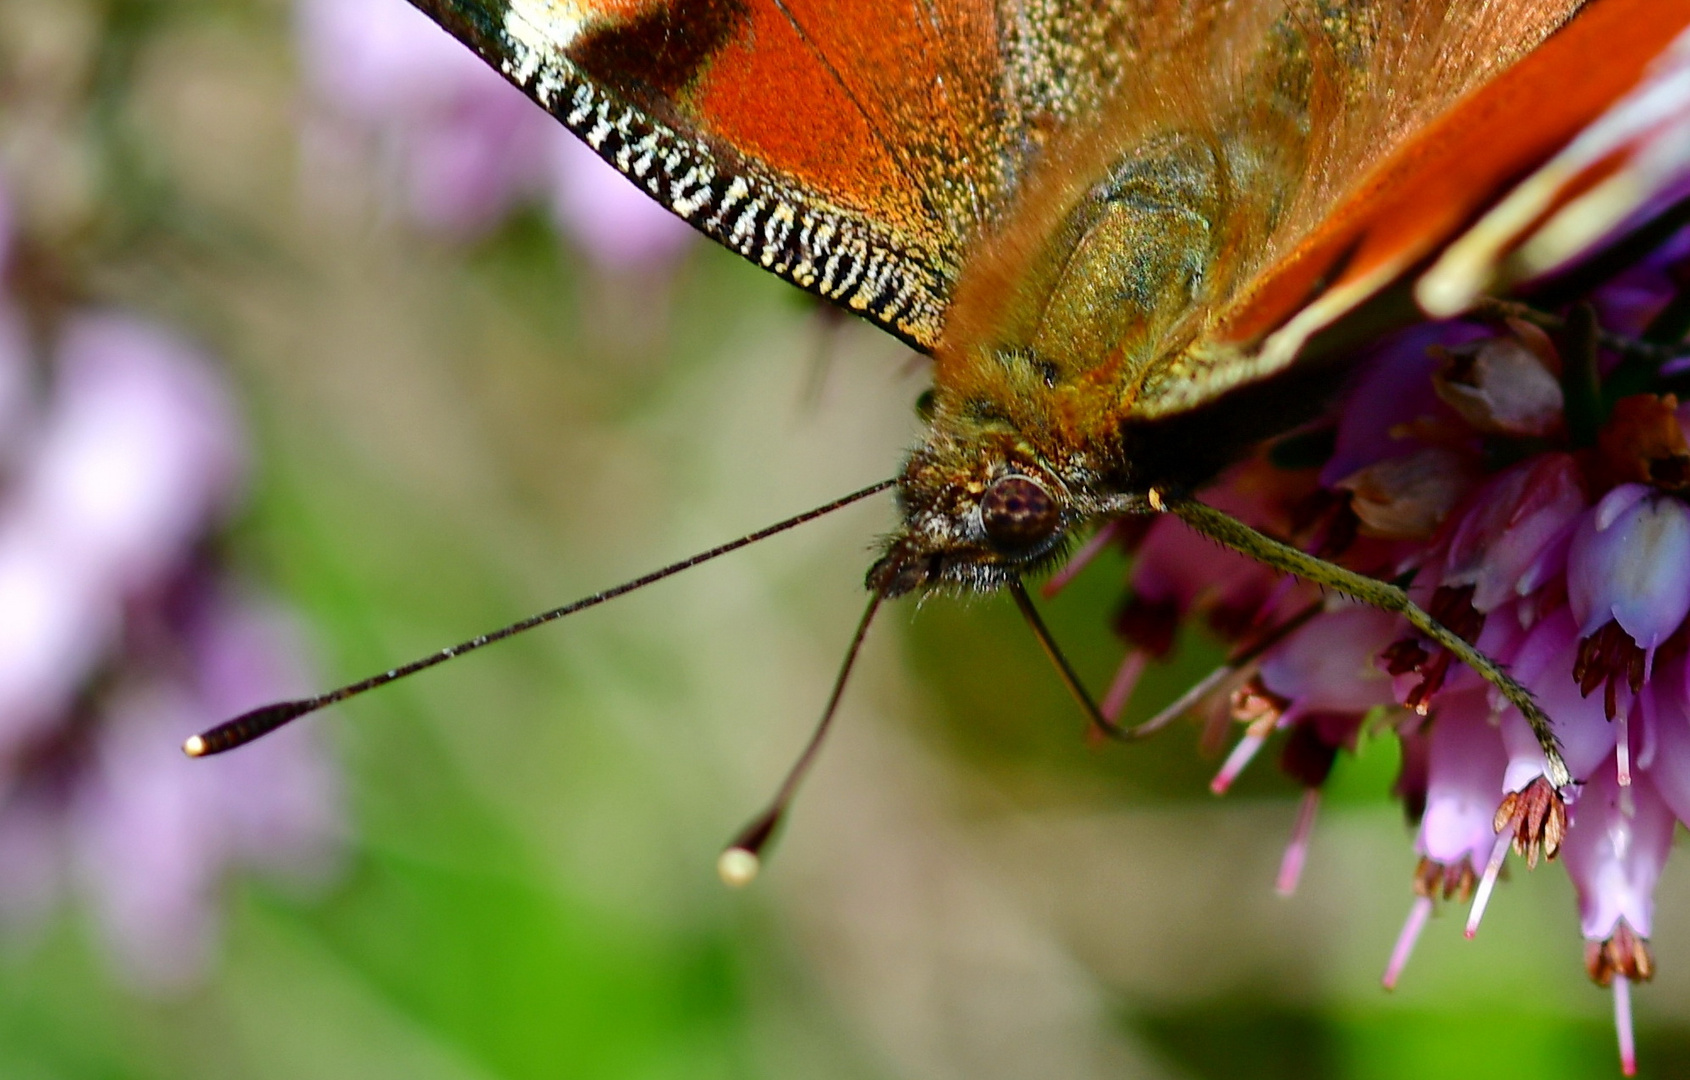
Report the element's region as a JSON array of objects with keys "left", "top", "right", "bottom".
[{"left": 411, "top": 0, "right": 958, "bottom": 351}]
